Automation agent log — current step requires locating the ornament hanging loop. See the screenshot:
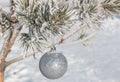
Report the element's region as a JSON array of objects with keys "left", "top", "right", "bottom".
[{"left": 49, "top": 44, "right": 56, "bottom": 53}]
